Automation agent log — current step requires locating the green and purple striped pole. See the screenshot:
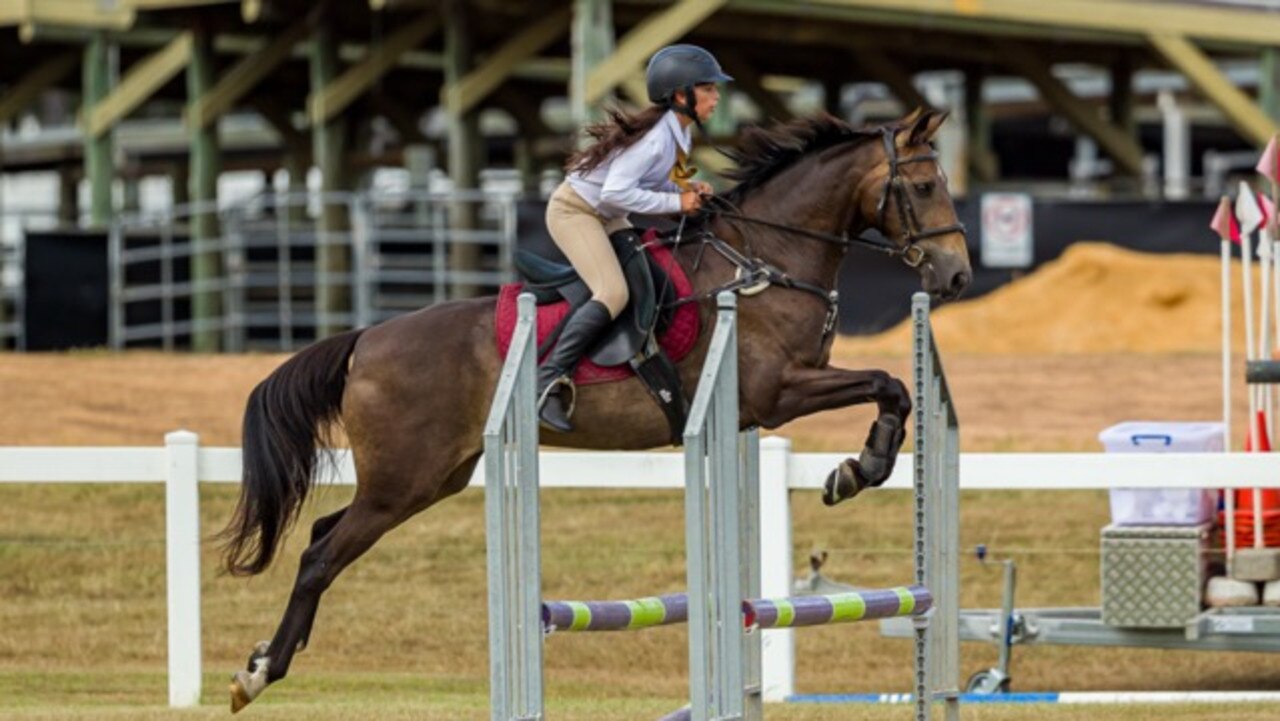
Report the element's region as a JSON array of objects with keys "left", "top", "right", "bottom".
[
  {"left": 542, "top": 585, "right": 930, "bottom": 634},
  {"left": 542, "top": 594, "right": 688, "bottom": 632},
  {"left": 744, "top": 585, "right": 931, "bottom": 630}
]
